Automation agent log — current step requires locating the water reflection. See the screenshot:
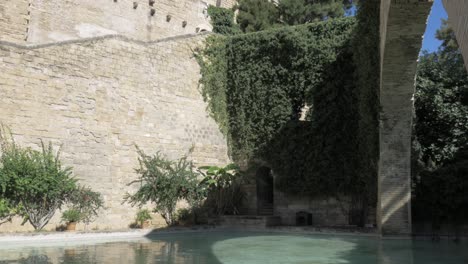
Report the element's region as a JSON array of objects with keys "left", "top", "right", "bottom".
[{"left": 0, "top": 231, "right": 466, "bottom": 264}]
